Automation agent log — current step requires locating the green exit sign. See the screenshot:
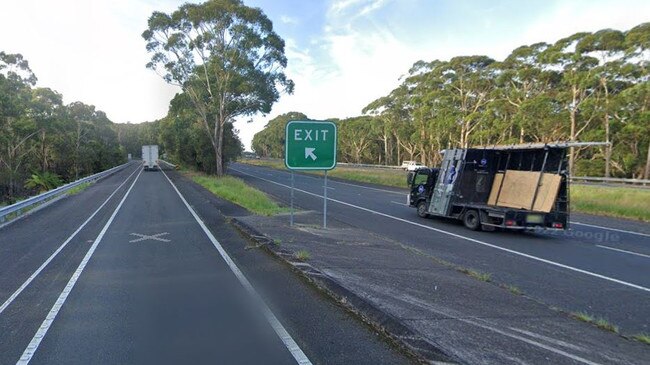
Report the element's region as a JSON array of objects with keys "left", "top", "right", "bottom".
[{"left": 285, "top": 120, "right": 337, "bottom": 170}]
